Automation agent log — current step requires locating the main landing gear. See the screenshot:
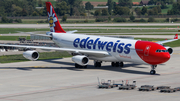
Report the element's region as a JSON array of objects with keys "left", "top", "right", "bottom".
[
  {"left": 150, "top": 65, "right": 157, "bottom": 74},
  {"left": 94, "top": 61, "right": 102, "bottom": 67},
  {"left": 75, "top": 63, "right": 87, "bottom": 68},
  {"left": 111, "top": 62, "right": 124, "bottom": 67}
]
